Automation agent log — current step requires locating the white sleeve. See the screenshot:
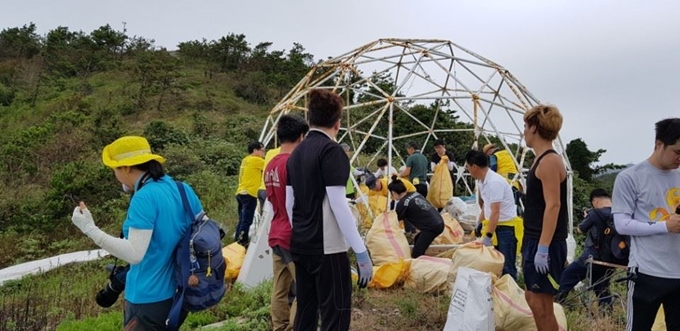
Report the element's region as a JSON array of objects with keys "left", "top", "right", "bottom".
[
  {"left": 326, "top": 186, "right": 368, "bottom": 254},
  {"left": 430, "top": 162, "right": 437, "bottom": 172},
  {"left": 447, "top": 161, "right": 455, "bottom": 171},
  {"left": 286, "top": 185, "right": 295, "bottom": 227},
  {"left": 613, "top": 213, "right": 668, "bottom": 236},
  {"left": 374, "top": 169, "right": 382, "bottom": 177},
  {"left": 88, "top": 227, "right": 152, "bottom": 264}
]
